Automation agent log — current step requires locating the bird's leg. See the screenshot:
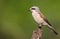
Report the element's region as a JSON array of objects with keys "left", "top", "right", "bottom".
[{"left": 38, "top": 23, "right": 43, "bottom": 29}]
